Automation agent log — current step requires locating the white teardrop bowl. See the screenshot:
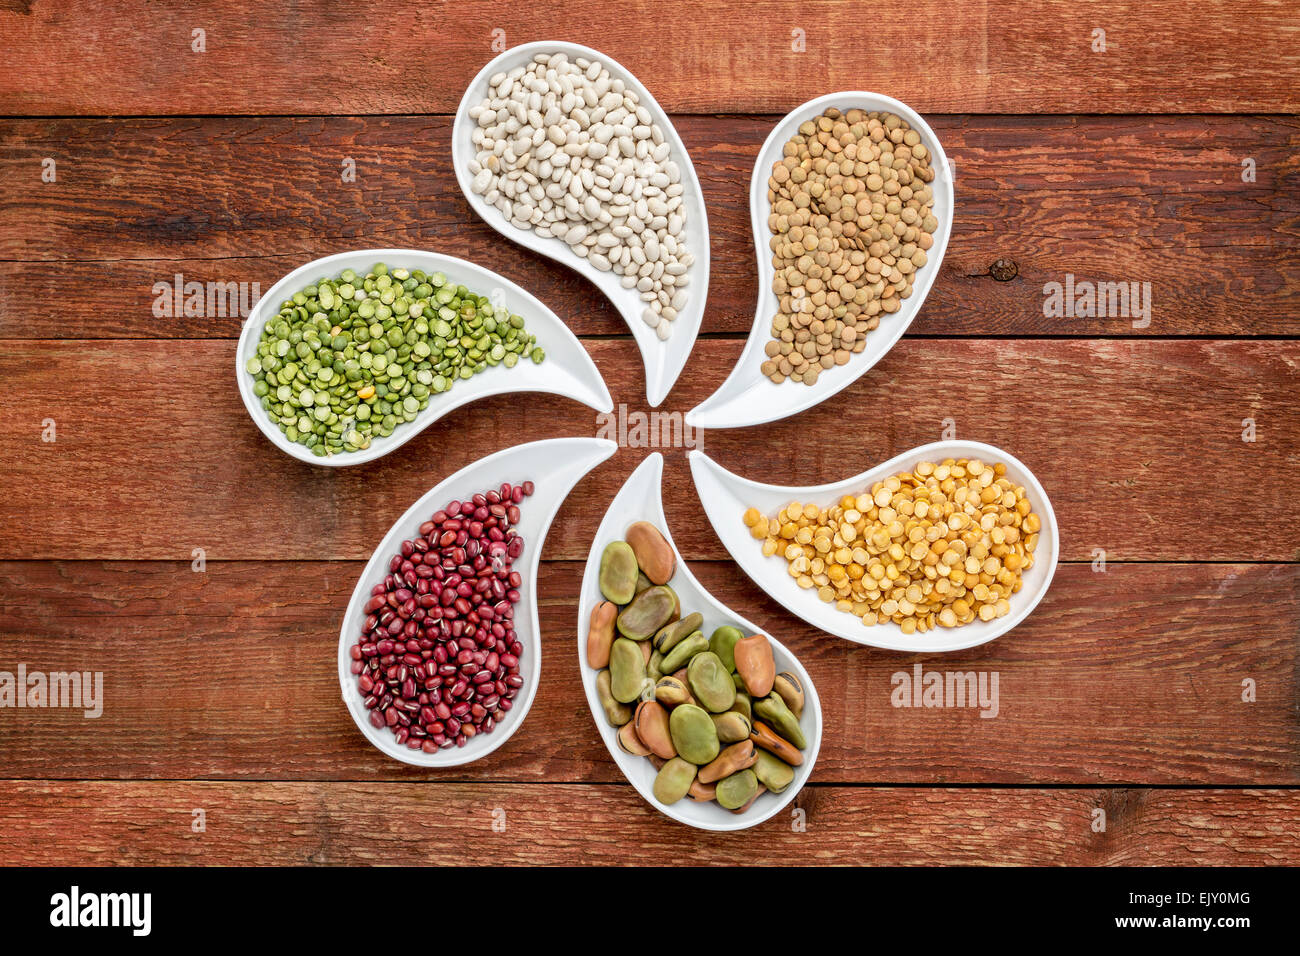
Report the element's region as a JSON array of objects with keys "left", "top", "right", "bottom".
[
  {"left": 687, "top": 91, "right": 953, "bottom": 430},
  {"left": 339, "top": 436, "right": 617, "bottom": 767},
  {"left": 237, "top": 248, "right": 613, "bottom": 466},
  {"left": 453, "top": 41, "right": 710, "bottom": 408},
  {"left": 690, "top": 441, "right": 1058, "bottom": 653},
  {"left": 578, "top": 452, "right": 822, "bottom": 830}
]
